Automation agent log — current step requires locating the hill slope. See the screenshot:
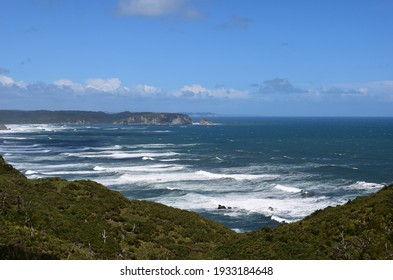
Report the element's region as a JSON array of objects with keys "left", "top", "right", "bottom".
[
  {"left": 1, "top": 156, "right": 392, "bottom": 259},
  {"left": 215, "top": 186, "right": 393, "bottom": 259},
  {"left": 0, "top": 156, "right": 235, "bottom": 259}
]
